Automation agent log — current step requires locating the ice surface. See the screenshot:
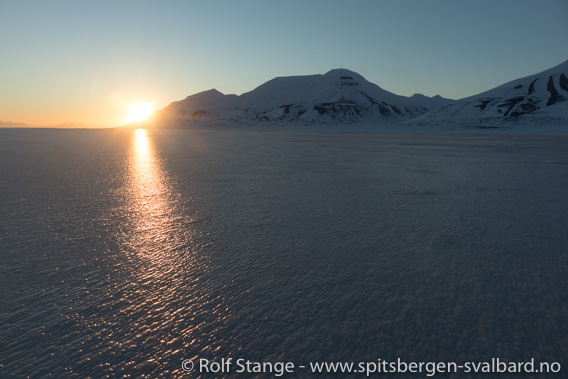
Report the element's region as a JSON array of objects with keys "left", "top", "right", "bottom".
[{"left": 1, "top": 128, "right": 567, "bottom": 377}]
